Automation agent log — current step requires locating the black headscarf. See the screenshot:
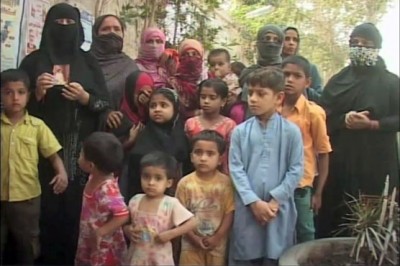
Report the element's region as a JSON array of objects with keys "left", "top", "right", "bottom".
[
  {"left": 91, "top": 15, "right": 126, "bottom": 55},
  {"left": 350, "top": 23, "right": 382, "bottom": 48},
  {"left": 321, "top": 23, "right": 398, "bottom": 134},
  {"left": 40, "top": 3, "right": 84, "bottom": 64},
  {"left": 20, "top": 3, "right": 109, "bottom": 137},
  {"left": 127, "top": 88, "right": 191, "bottom": 197},
  {"left": 90, "top": 14, "right": 138, "bottom": 109}
]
